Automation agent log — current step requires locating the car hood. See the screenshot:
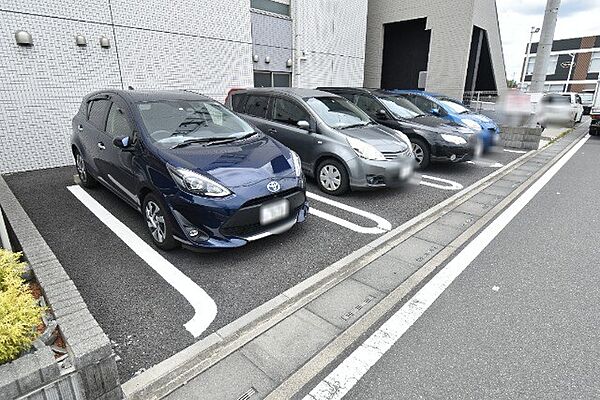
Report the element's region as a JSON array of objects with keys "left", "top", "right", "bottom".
[
  {"left": 342, "top": 124, "right": 409, "bottom": 152},
  {"left": 461, "top": 113, "right": 497, "bottom": 129},
  {"left": 157, "top": 134, "right": 295, "bottom": 189},
  {"left": 397, "top": 115, "right": 474, "bottom": 136}
]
